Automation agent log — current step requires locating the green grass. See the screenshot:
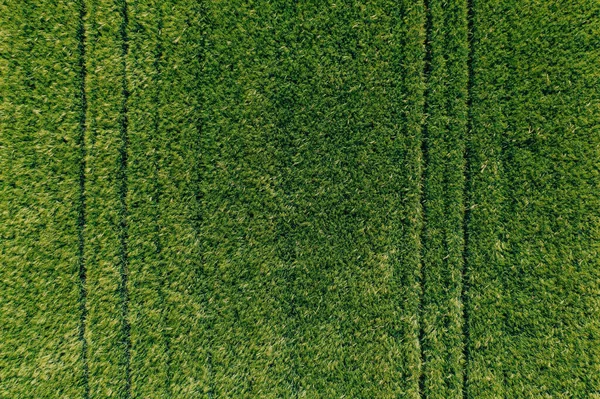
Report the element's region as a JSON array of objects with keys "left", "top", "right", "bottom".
[
  {"left": 1, "top": 0, "right": 599, "bottom": 398},
  {"left": 126, "top": 1, "right": 205, "bottom": 396},
  {"left": 466, "top": 0, "right": 600, "bottom": 397},
  {"left": 82, "top": 0, "right": 128, "bottom": 396},
  {"left": 420, "top": 0, "right": 468, "bottom": 397},
  {"left": 0, "top": 1, "right": 86, "bottom": 397}
]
